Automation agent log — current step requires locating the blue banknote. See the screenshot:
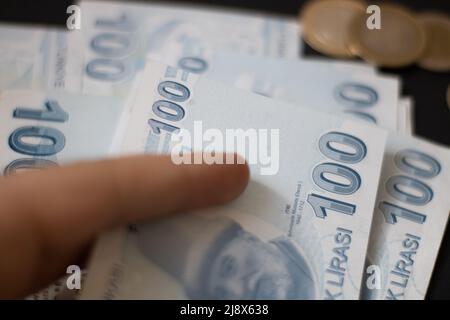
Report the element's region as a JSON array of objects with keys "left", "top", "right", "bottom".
[
  {"left": 0, "top": 1, "right": 298, "bottom": 96},
  {"left": 0, "top": 90, "right": 124, "bottom": 174},
  {"left": 77, "top": 0, "right": 299, "bottom": 94},
  {"left": 362, "top": 135, "right": 450, "bottom": 299},
  {"left": 207, "top": 53, "right": 400, "bottom": 130},
  {"left": 81, "top": 60, "right": 387, "bottom": 300}
]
